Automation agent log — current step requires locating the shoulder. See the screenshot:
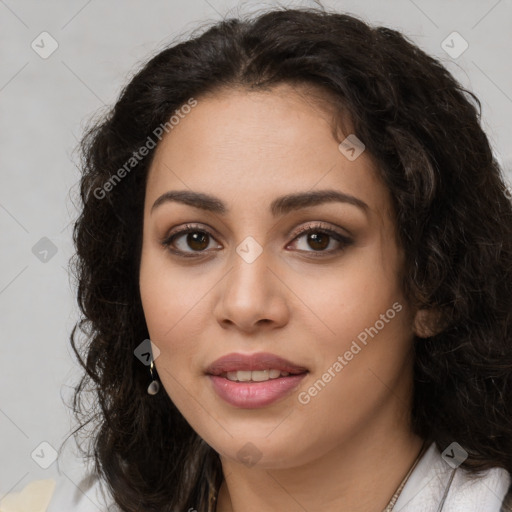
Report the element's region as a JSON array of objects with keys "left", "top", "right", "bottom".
[
  {"left": 0, "top": 474, "right": 118, "bottom": 512},
  {"left": 393, "top": 442, "right": 512, "bottom": 512}
]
